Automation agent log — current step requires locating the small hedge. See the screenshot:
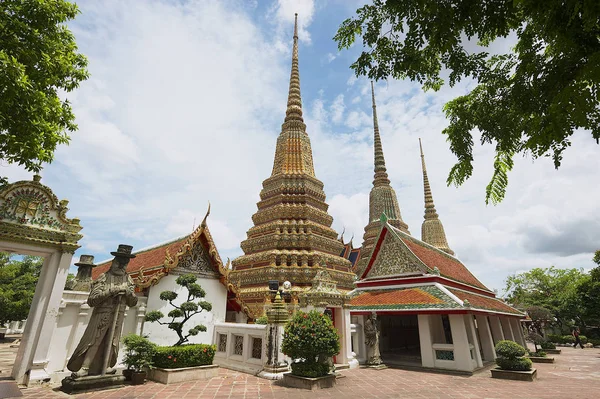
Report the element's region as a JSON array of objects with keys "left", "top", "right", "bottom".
[
  {"left": 290, "top": 361, "right": 330, "bottom": 378},
  {"left": 547, "top": 334, "right": 588, "bottom": 345},
  {"left": 153, "top": 344, "right": 215, "bottom": 369},
  {"left": 540, "top": 341, "right": 555, "bottom": 350},
  {"left": 495, "top": 340, "right": 531, "bottom": 371}
]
